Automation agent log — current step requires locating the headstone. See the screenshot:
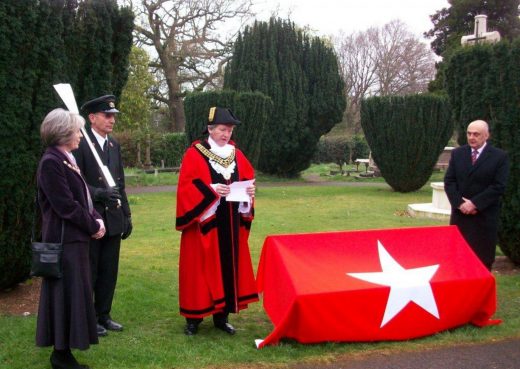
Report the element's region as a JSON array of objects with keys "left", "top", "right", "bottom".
[{"left": 407, "top": 182, "right": 451, "bottom": 220}]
